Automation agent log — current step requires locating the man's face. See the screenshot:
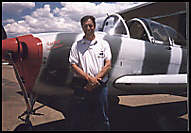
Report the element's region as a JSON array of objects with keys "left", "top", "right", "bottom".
[{"left": 82, "top": 19, "right": 95, "bottom": 36}]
